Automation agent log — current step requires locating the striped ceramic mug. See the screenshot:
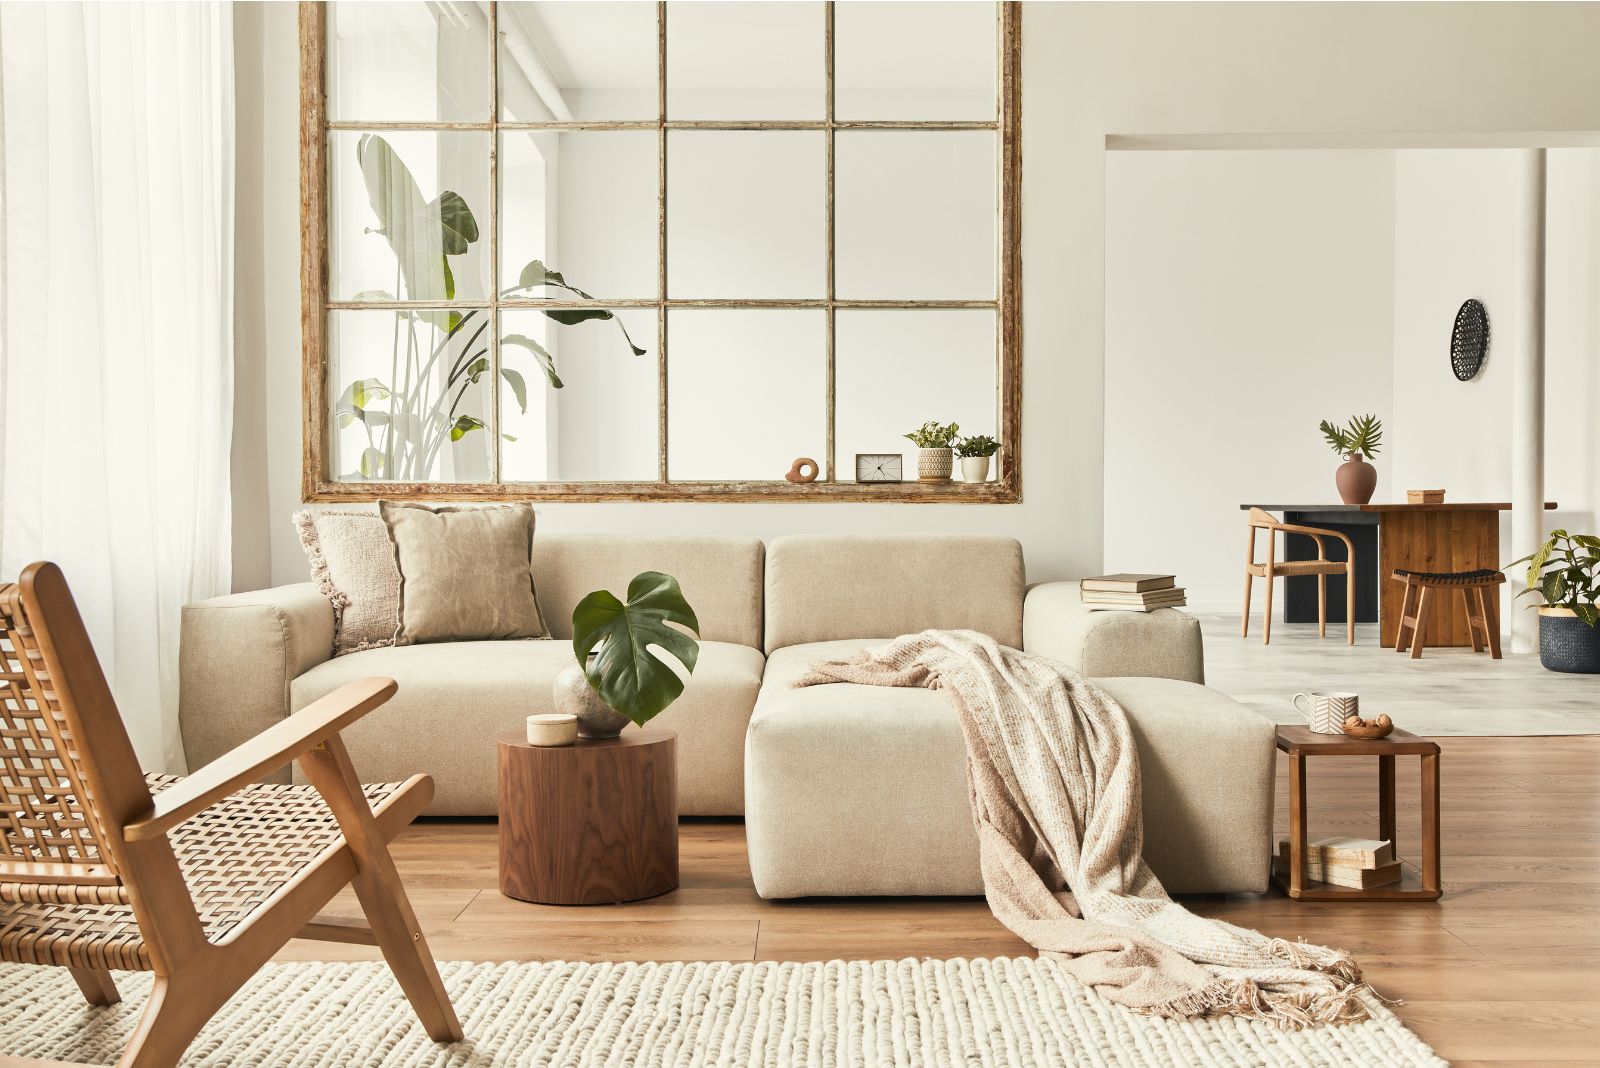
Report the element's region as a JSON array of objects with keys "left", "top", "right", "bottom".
[{"left": 1292, "top": 691, "right": 1359, "bottom": 734}]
